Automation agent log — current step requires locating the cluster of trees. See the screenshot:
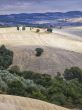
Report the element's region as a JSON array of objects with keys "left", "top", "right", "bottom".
[
  {"left": 36, "top": 28, "right": 53, "bottom": 33},
  {"left": 0, "top": 66, "right": 81, "bottom": 109},
  {"left": 64, "top": 67, "right": 82, "bottom": 83},
  {"left": 0, "top": 45, "right": 82, "bottom": 109},
  {"left": 0, "top": 45, "right": 13, "bottom": 69}
]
